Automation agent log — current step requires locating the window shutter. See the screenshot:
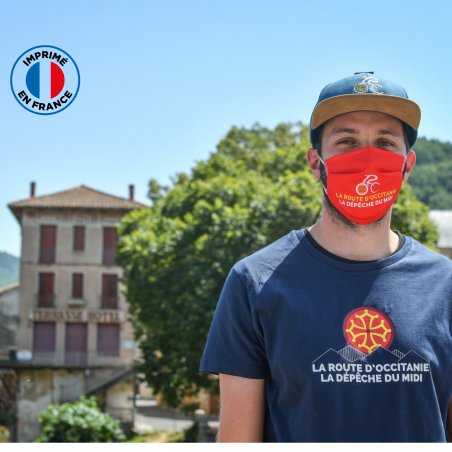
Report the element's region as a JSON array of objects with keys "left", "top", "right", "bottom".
[
  {"left": 40, "top": 225, "right": 56, "bottom": 263},
  {"left": 72, "top": 273, "right": 84, "bottom": 298},
  {"left": 33, "top": 322, "right": 56, "bottom": 351},
  {"left": 38, "top": 273, "right": 54, "bottom": 307},
  {"left": 97, "top": 324, "right": 120, "bottom": 355},
  {"left": 102, "top": 274, "right": 118, "bottom": 308},
  {"left": 103, "top": 227, "right": 118, "bottom": 265},
  {"left": 73, "top": 226, "right": 85, "bottom": 251},
  {"left": 65, "top": 323, "right": 88, "bottom": 366}
]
